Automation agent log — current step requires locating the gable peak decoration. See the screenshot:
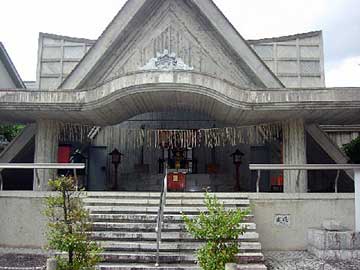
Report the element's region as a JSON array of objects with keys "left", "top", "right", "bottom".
[
  {"left": 60, "top": 0, "right": 283, "bottom": 89},
  {"left": 140, "top": 50, "right": 193, "bottom": 71}
]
